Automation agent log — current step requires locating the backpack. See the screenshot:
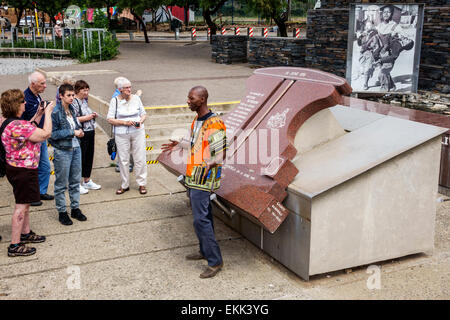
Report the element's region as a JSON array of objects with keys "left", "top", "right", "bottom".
[{"left": 0, "top": 118, "right": 19, "bottom": 177}]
